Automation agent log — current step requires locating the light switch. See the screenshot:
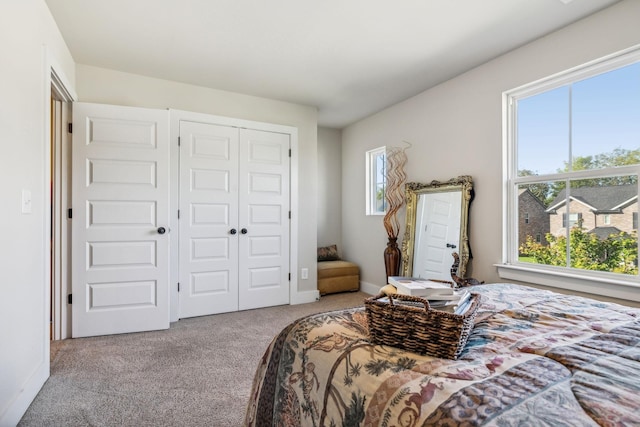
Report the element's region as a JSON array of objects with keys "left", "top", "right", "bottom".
[
  {"left": 22, "top": 189, "right": 32, "bottom": 214},
  {"left": 301, "top": 268, "right": 309, "bottom": 280}
]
